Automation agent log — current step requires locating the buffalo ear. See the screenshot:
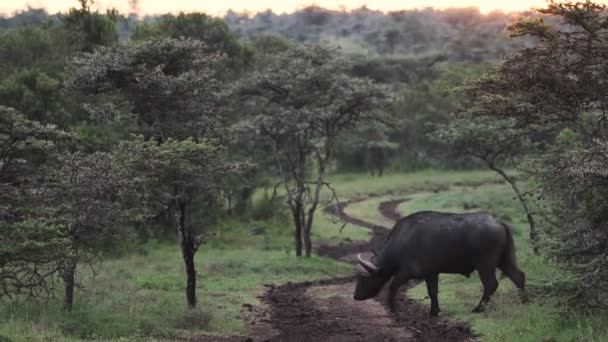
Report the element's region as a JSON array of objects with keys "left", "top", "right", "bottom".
[{"left": 357, "top": 253, "right": 379, "bottom": 274}]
